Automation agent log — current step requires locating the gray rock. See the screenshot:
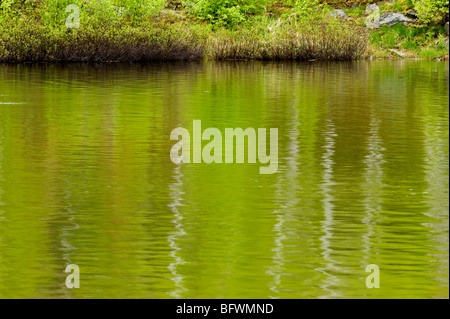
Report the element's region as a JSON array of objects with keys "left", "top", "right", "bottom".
[
  {"left": 379, "top": 12, "right": 412, "bottom": 27},
  {"left": 365, "top": 4, "right": 380, "bottom": 29},
  {"left": 365, "top": 4, "right": 380, "bottom": 15},
  {"left": 445, "top": 22, "right": 449, "bottom": 36},
  {"left": 330, "top": 9, "right": 347, "bottom": 19}
]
